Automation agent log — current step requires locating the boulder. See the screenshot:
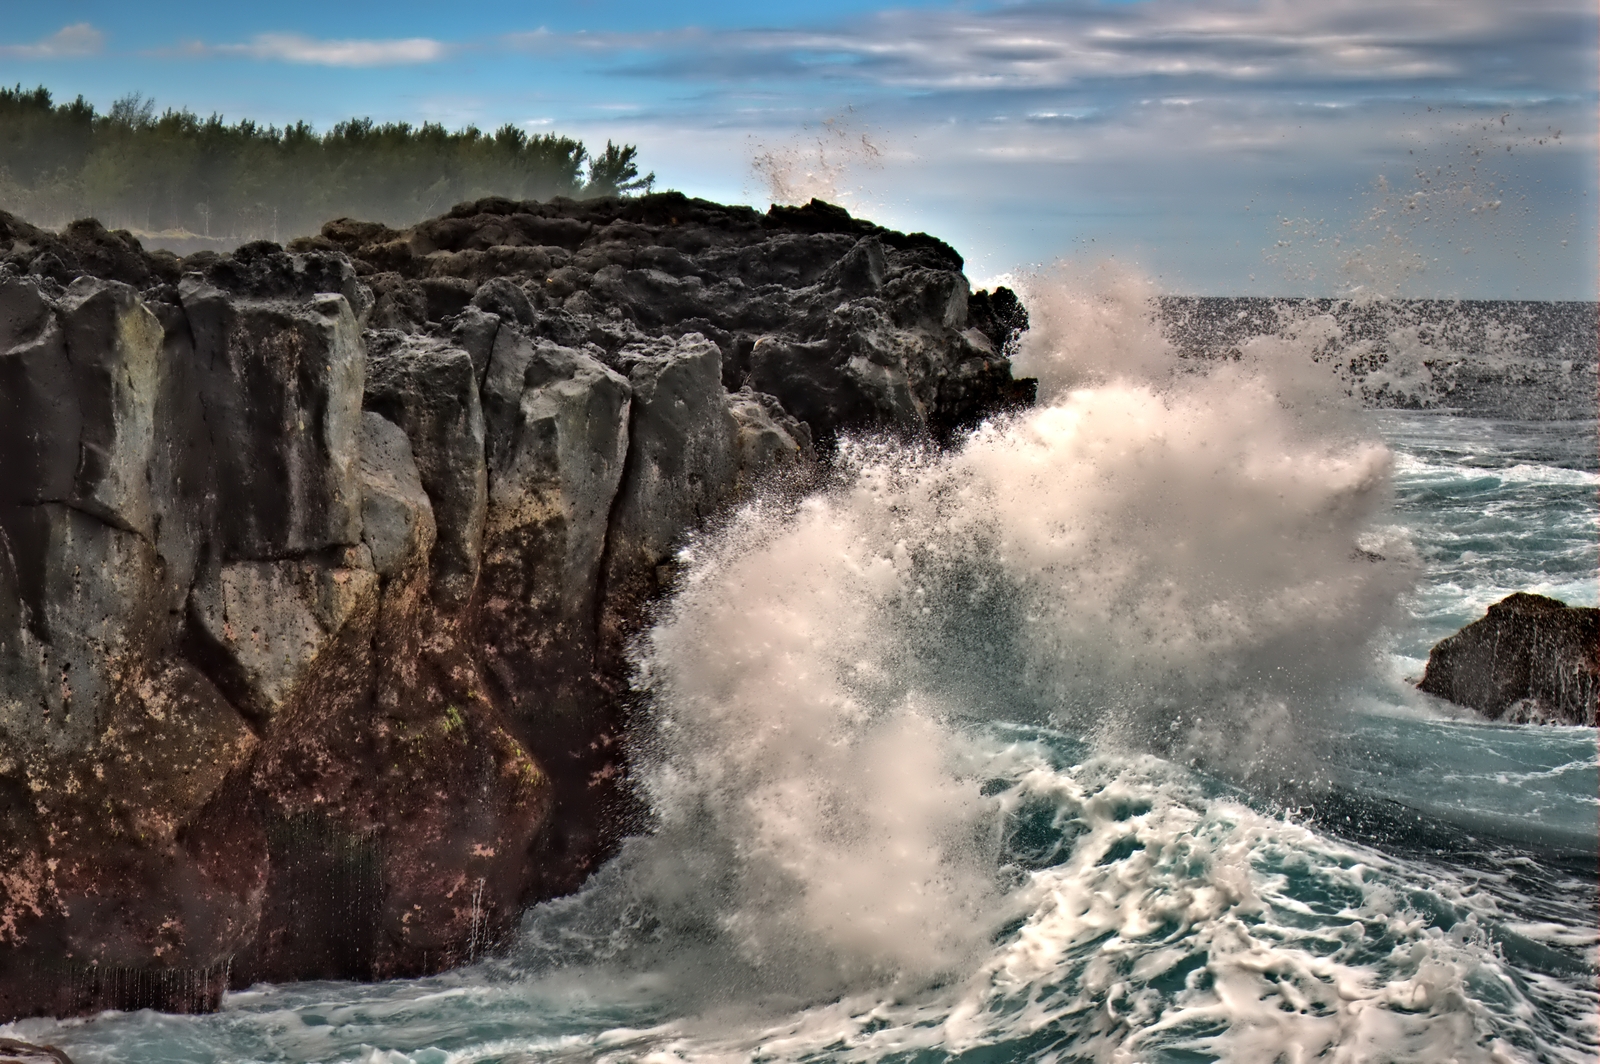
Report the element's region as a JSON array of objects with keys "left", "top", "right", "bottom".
[{"left": 1418, "top": 593, "right": 1599, "bottom": 725}]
